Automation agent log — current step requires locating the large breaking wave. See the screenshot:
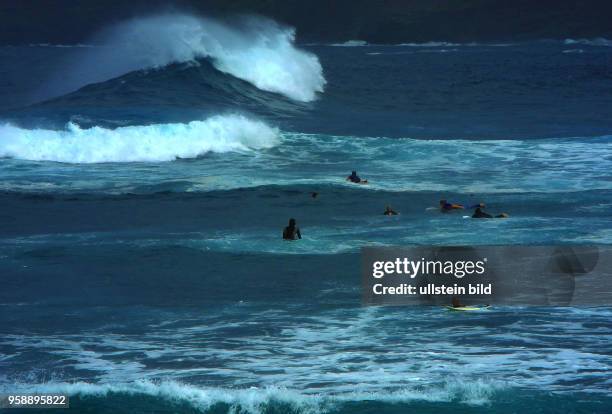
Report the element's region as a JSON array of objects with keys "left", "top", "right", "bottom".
[
  {"left": 39, "top": 14, "right": 325, "bottom": 102},
  {"left": 0, "top": 115, "right": 279, "bottom": 163}
]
